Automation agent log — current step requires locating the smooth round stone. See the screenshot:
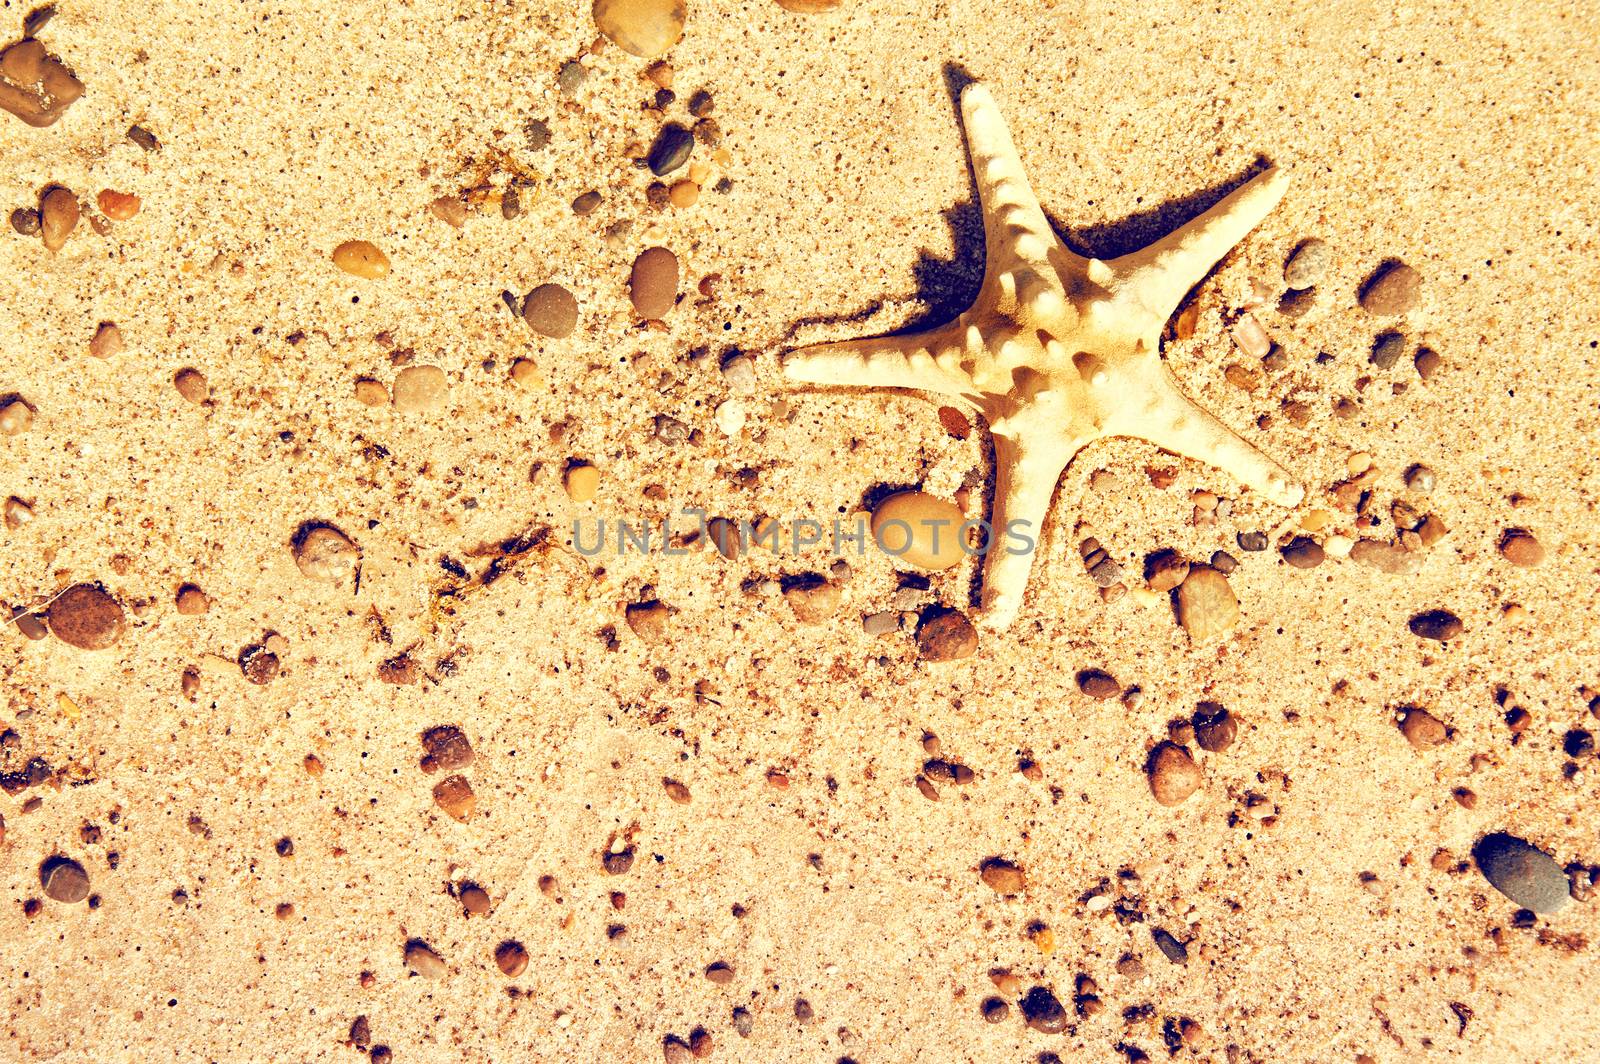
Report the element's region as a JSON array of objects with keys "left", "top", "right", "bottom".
[
  {"left": 331, "top": 240, "right": 389, "bottom": 279},
  {"left": 47, "top": 584, "right": 126, "bottom": 650},
  {"left": 1360, "top": 262, "right": 1421, "bottom": 315},
  {"left": 40, "top": 856, "right": 91, "bottom": 903},
  {"left": 592, "top": 0, "right": 685, "bottom": 58},
  {"left": 629, "top": 247, "right": 678, "bottom": 319},
  {"left": 523, "top": 284, "right": 578, "bottom": 338},
  {"left": 871, "top": 491, "right": 966, "bottom": 570},
  {"left": 293, "top": 525, "right": 360, "bottom": 582},
  {"left": 392, "top": 365, "right": 447, "bottom": 412},
  {"left": 1473, "top": 833, "right": 1569, "bottom": 913},
  {"left": 1283, "top": 238, "right": 1329, "bottom": 289}
]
